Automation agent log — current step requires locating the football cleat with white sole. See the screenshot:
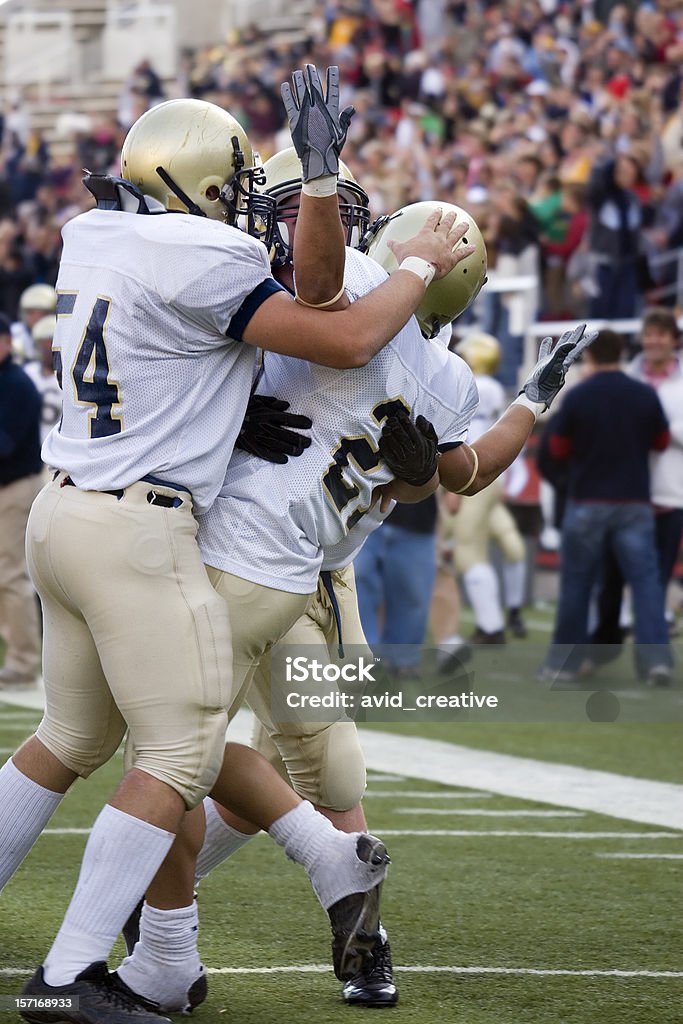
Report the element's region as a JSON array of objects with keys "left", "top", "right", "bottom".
[
  {"left": 327, "top": 834, "right": 391, "bottom": 981},
  {"left": 342, "top": 931, "right": 399, "bottom": 1007},
  {"left": 19, "top": 962, "right": 171, "bottom": 1024}
]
